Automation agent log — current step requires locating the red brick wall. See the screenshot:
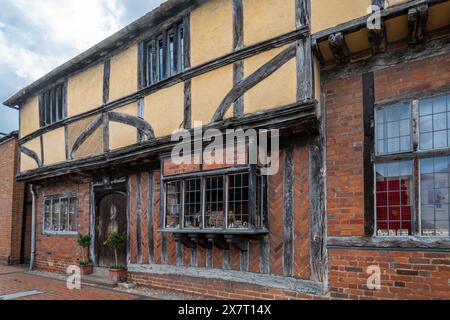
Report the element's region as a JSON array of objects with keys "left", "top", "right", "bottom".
[
  {"left": 325, "top": 52, "right": 450, "bottom": 300},
  {"left": 129, "top": 272, "right": 324, "bottom": 300},
  {"left": 375, "top": 53, "right": 450, "bottom": 102},
  {"left": 325, "top": 75, "right": 365, "bottom": 237},
  {"left": 329, "top": 250, "right": 450, "bottom": 300},
  {"left": 34, "top": 180, "right": 91, "bottom": 274},
  {"left": 0, "top": 136, "right": 25, "bottom": 265}
]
